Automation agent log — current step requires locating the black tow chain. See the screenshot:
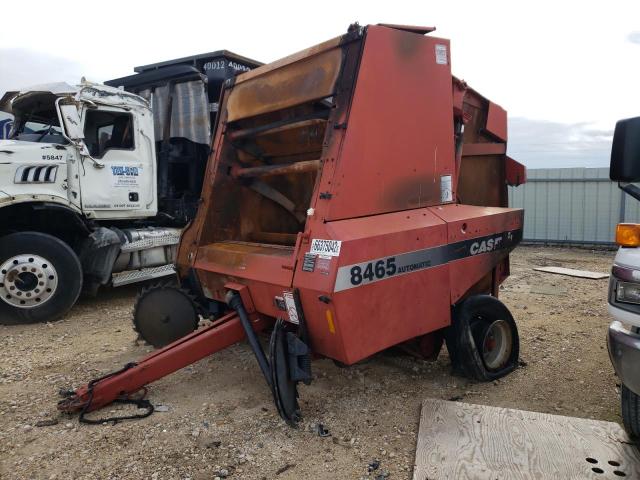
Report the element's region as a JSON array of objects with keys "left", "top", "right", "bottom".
[{"left": 78, "top": 362, "right": 154, "bottom": 425}]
